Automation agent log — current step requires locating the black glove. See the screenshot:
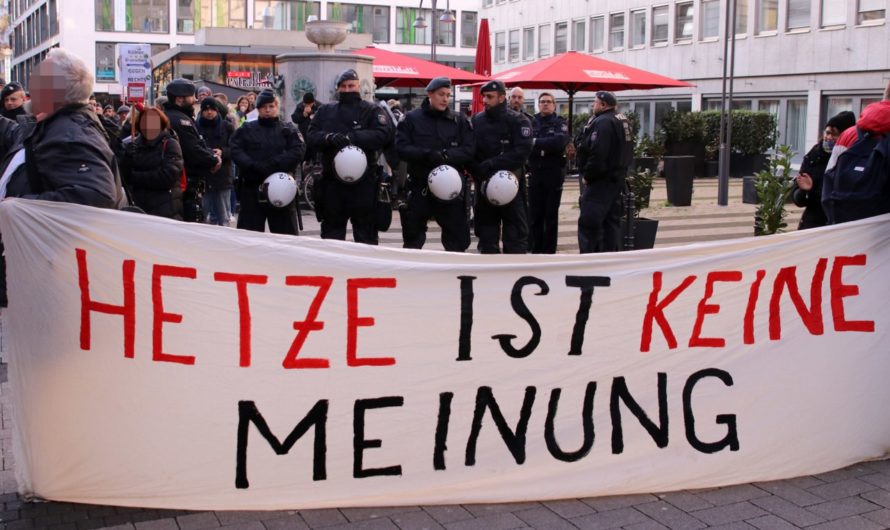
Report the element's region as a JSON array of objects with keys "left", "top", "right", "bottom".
[
  {"left": 326, "top": 133, "right": 350, "bottom": 149},
  {"left": 426, "top": 150, "right": 446, "bottom": 166},
  {"left": 477, "top": 161, "right": 493, "bottom": 177}
]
